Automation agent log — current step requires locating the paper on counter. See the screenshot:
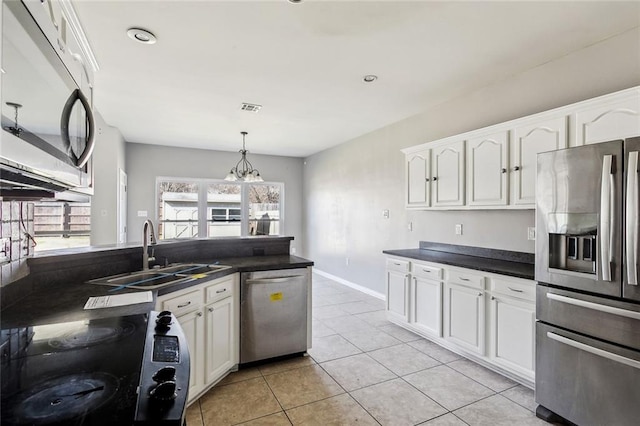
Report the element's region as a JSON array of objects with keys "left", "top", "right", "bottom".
[{"left": 84, "top": 291, "right": 153, "bottom": 310}]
